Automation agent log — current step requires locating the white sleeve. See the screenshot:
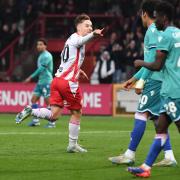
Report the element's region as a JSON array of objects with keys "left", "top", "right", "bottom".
[
  {"left": 70, "top": 33, "right": 94, "bottom": 47},
  {"left": 107, "top": 60, "right": 115, "bottom": 76}
]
